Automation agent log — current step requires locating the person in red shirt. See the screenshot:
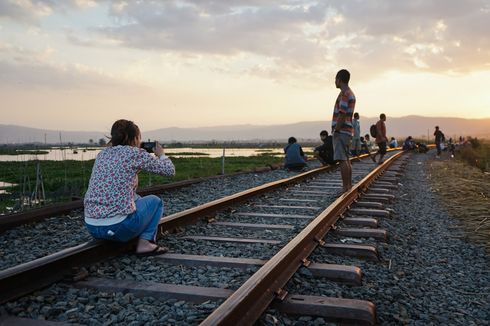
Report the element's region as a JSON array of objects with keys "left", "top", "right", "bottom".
[{"left": 372, "top": 113, "right": 388, "bottom": 164}]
